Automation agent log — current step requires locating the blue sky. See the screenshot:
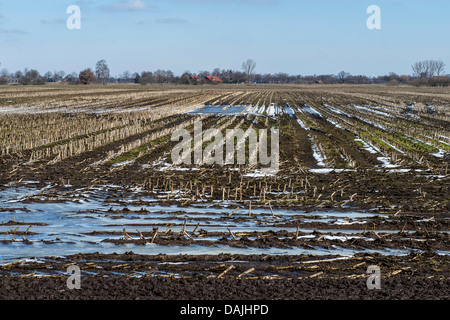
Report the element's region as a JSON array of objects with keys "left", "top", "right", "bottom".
[{"left": 0, "top": 0, "right": 449, "bottom": 77}]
